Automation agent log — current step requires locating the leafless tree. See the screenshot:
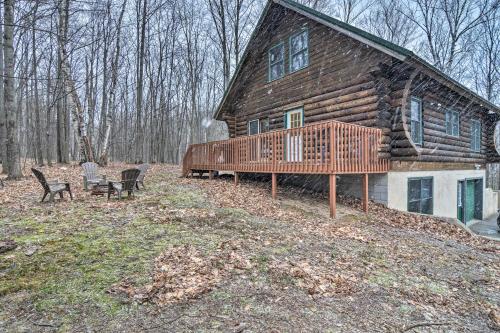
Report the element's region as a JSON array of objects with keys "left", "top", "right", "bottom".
[
  {"left": 4, "top": 0, "right": 21, "bottom": 178},
  {"left": 363, "top": 0, "right": 417, "bottom": 47}
]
